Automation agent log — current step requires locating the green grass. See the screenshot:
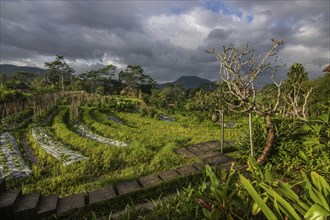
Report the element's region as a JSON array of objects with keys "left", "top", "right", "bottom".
[
  {"left": 13, "top": 104, "right": 244, "bottom": 197},
  {"left": 85, "top": 107, "right": 242, "bottom": 149}
]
